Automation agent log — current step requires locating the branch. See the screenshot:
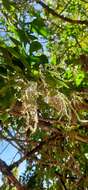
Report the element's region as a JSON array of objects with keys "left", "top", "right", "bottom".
[
  {"left": 0, "top": 132, "right": 23, "bottom": 152},
  {"left": 55, "top": 172, "right": 68, "bottom": 190},
  {"left": 0, "top": 159, "right": 26, "bottom": 190},
  {"left": 75, "top": 134, "right": 88, "bottom": 143},
  {"left": 68, "top": 131, "right": 88, "bottom": 143},
  {"left": 9, "top": 131, "right": 63, "bottom": 170},
  {"left": 6, "top": 129, "right": 25, "bottom": 151},
  {"left": 36, "top": 0, "right": 88, "bottom": 25}
]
